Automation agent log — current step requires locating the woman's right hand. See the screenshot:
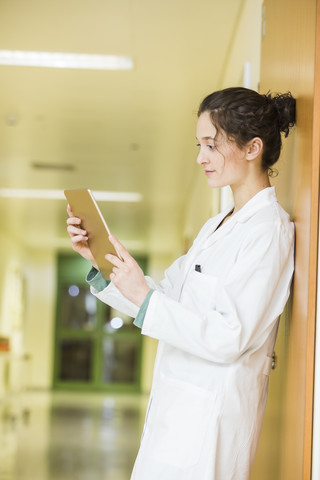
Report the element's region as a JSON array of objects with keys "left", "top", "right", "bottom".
[{"left": 66, "top": 204, "right": 99, "bottom": 270}]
